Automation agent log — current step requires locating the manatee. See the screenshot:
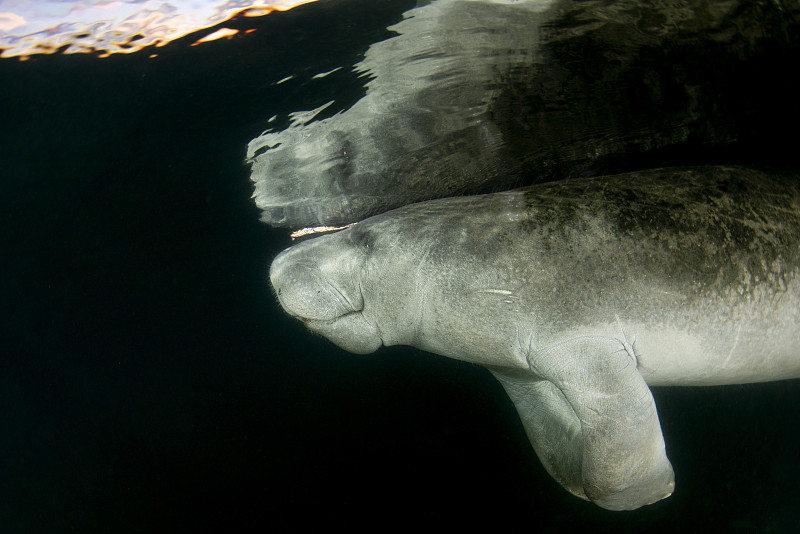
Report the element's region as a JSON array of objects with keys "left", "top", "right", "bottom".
[
  {"left": 268, "top": 166, "right": 800, "bottom": 510},
  {"left": 248, "top": 0, "right": 800, "bottom": 228}
]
